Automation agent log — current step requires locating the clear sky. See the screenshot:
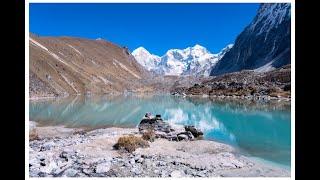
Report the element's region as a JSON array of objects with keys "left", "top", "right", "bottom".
[{"left": 30, "top": 3, "right": 259, "bottom": 55}]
